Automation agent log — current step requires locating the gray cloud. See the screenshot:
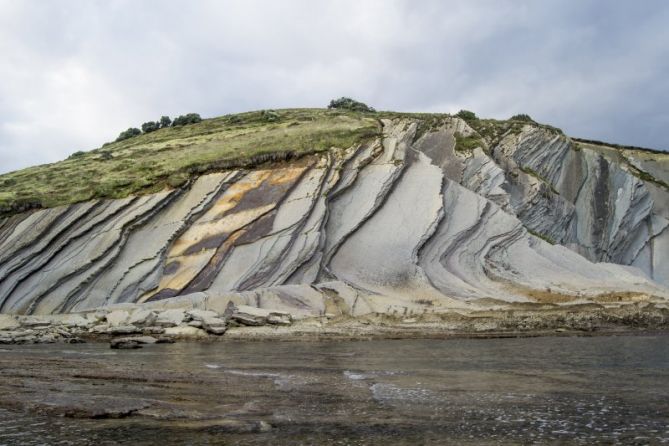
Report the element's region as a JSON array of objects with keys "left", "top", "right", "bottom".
[{"left": 1, "top": 0, "right": 668, "bottom": 173}]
